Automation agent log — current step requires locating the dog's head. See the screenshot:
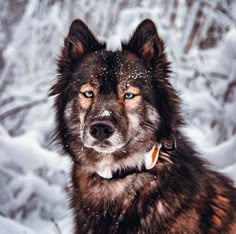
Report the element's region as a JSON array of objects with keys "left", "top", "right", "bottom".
[{"left": 50, "top": 19, "right": 182, "bottom": 177}]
